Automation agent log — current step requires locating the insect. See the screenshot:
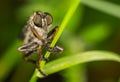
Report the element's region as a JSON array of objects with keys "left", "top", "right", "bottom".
[{"left": 18, "top": 11, "right": 63, "bottom": 76}]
